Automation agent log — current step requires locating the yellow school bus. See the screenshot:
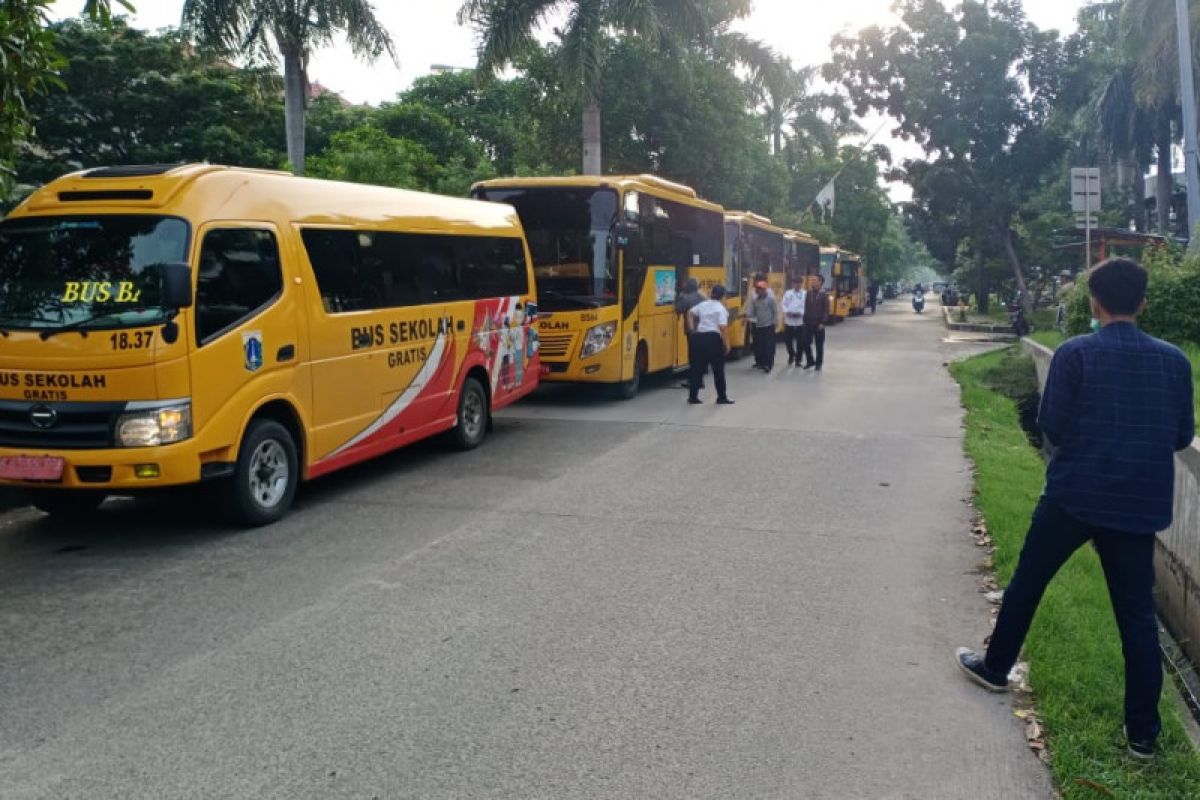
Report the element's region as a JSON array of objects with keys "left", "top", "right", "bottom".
[
  {"left": 785, "top": 230, "right": 822, "bottom": 287},
  {"left": 724, "top": 212, "right": 788, "bottom": 348},
  {"left": 832, "top": 251, "right": 866, "bottom": 317},
  {"left": 820, "top": 246, "right": 848, "bottom": 320},
  {"left": 0, "top": 164, "right": 538, "bottom": 525},
  {"left": 472, "top": 175, "right": 725, "bottom": 398}
]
